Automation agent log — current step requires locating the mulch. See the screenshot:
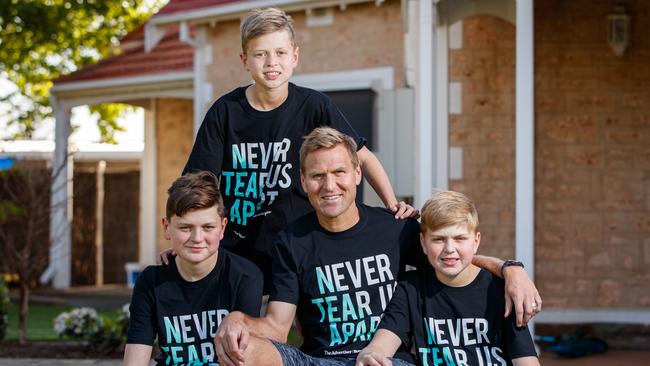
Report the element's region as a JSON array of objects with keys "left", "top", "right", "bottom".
[{"left": 0, "top": 340, "right": 123, "bottom": 359}]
